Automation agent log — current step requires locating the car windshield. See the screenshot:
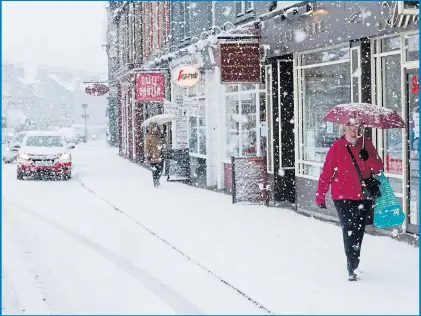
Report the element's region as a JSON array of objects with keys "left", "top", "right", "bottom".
[{"left": 24, "top": 136, "right": 65, "bottom": 147}]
